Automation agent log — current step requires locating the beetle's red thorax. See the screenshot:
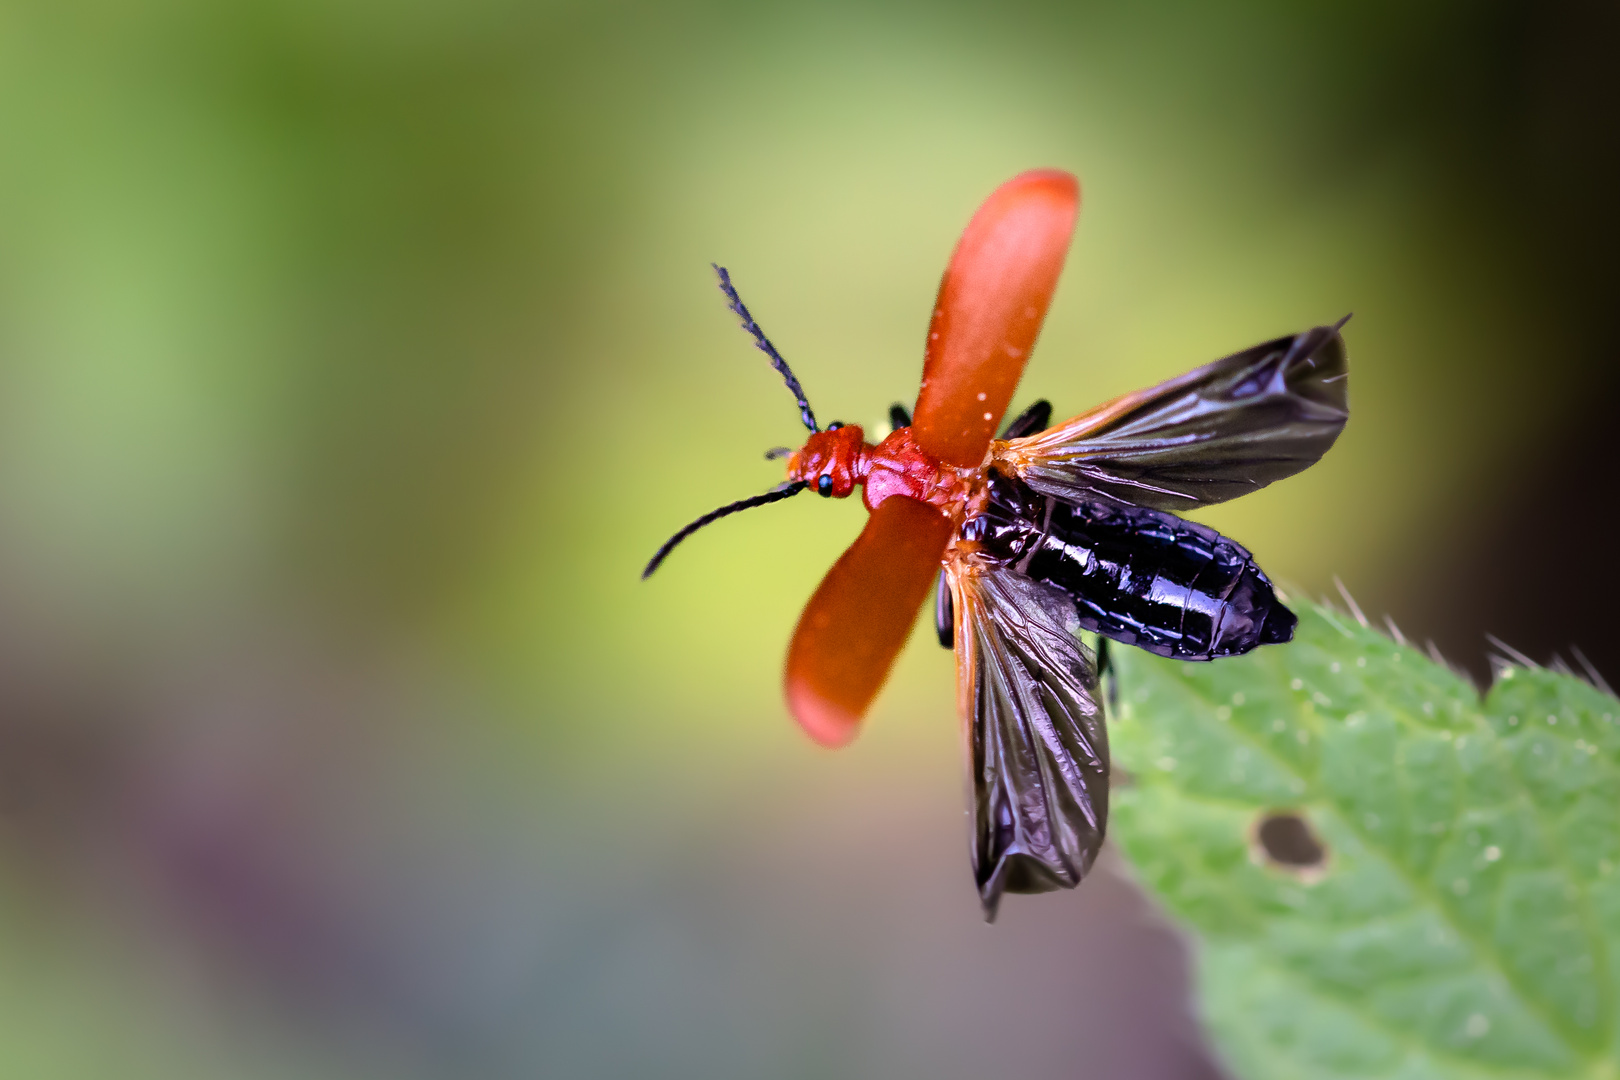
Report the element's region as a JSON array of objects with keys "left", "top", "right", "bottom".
[
  {"left": 788, "top": 425, "right": 975, "bottom": 519},
  {"left": 864, "top": 426, "right": 976, "bottom": 516}
]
